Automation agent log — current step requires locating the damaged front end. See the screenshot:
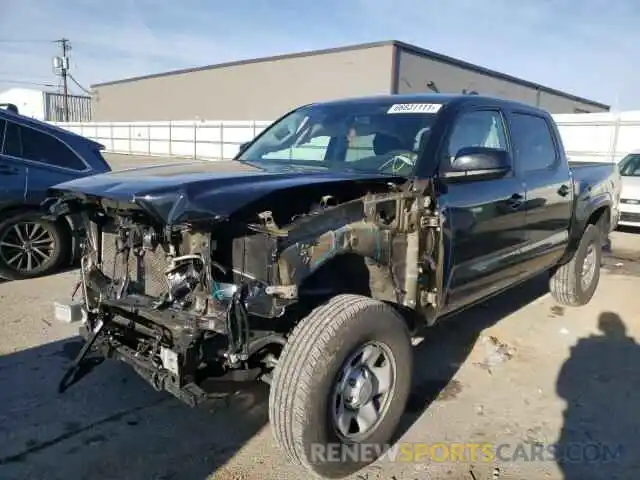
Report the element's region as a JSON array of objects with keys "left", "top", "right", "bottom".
[{"left": 47, "top": 177, "right": 444, "bottom": 407}]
